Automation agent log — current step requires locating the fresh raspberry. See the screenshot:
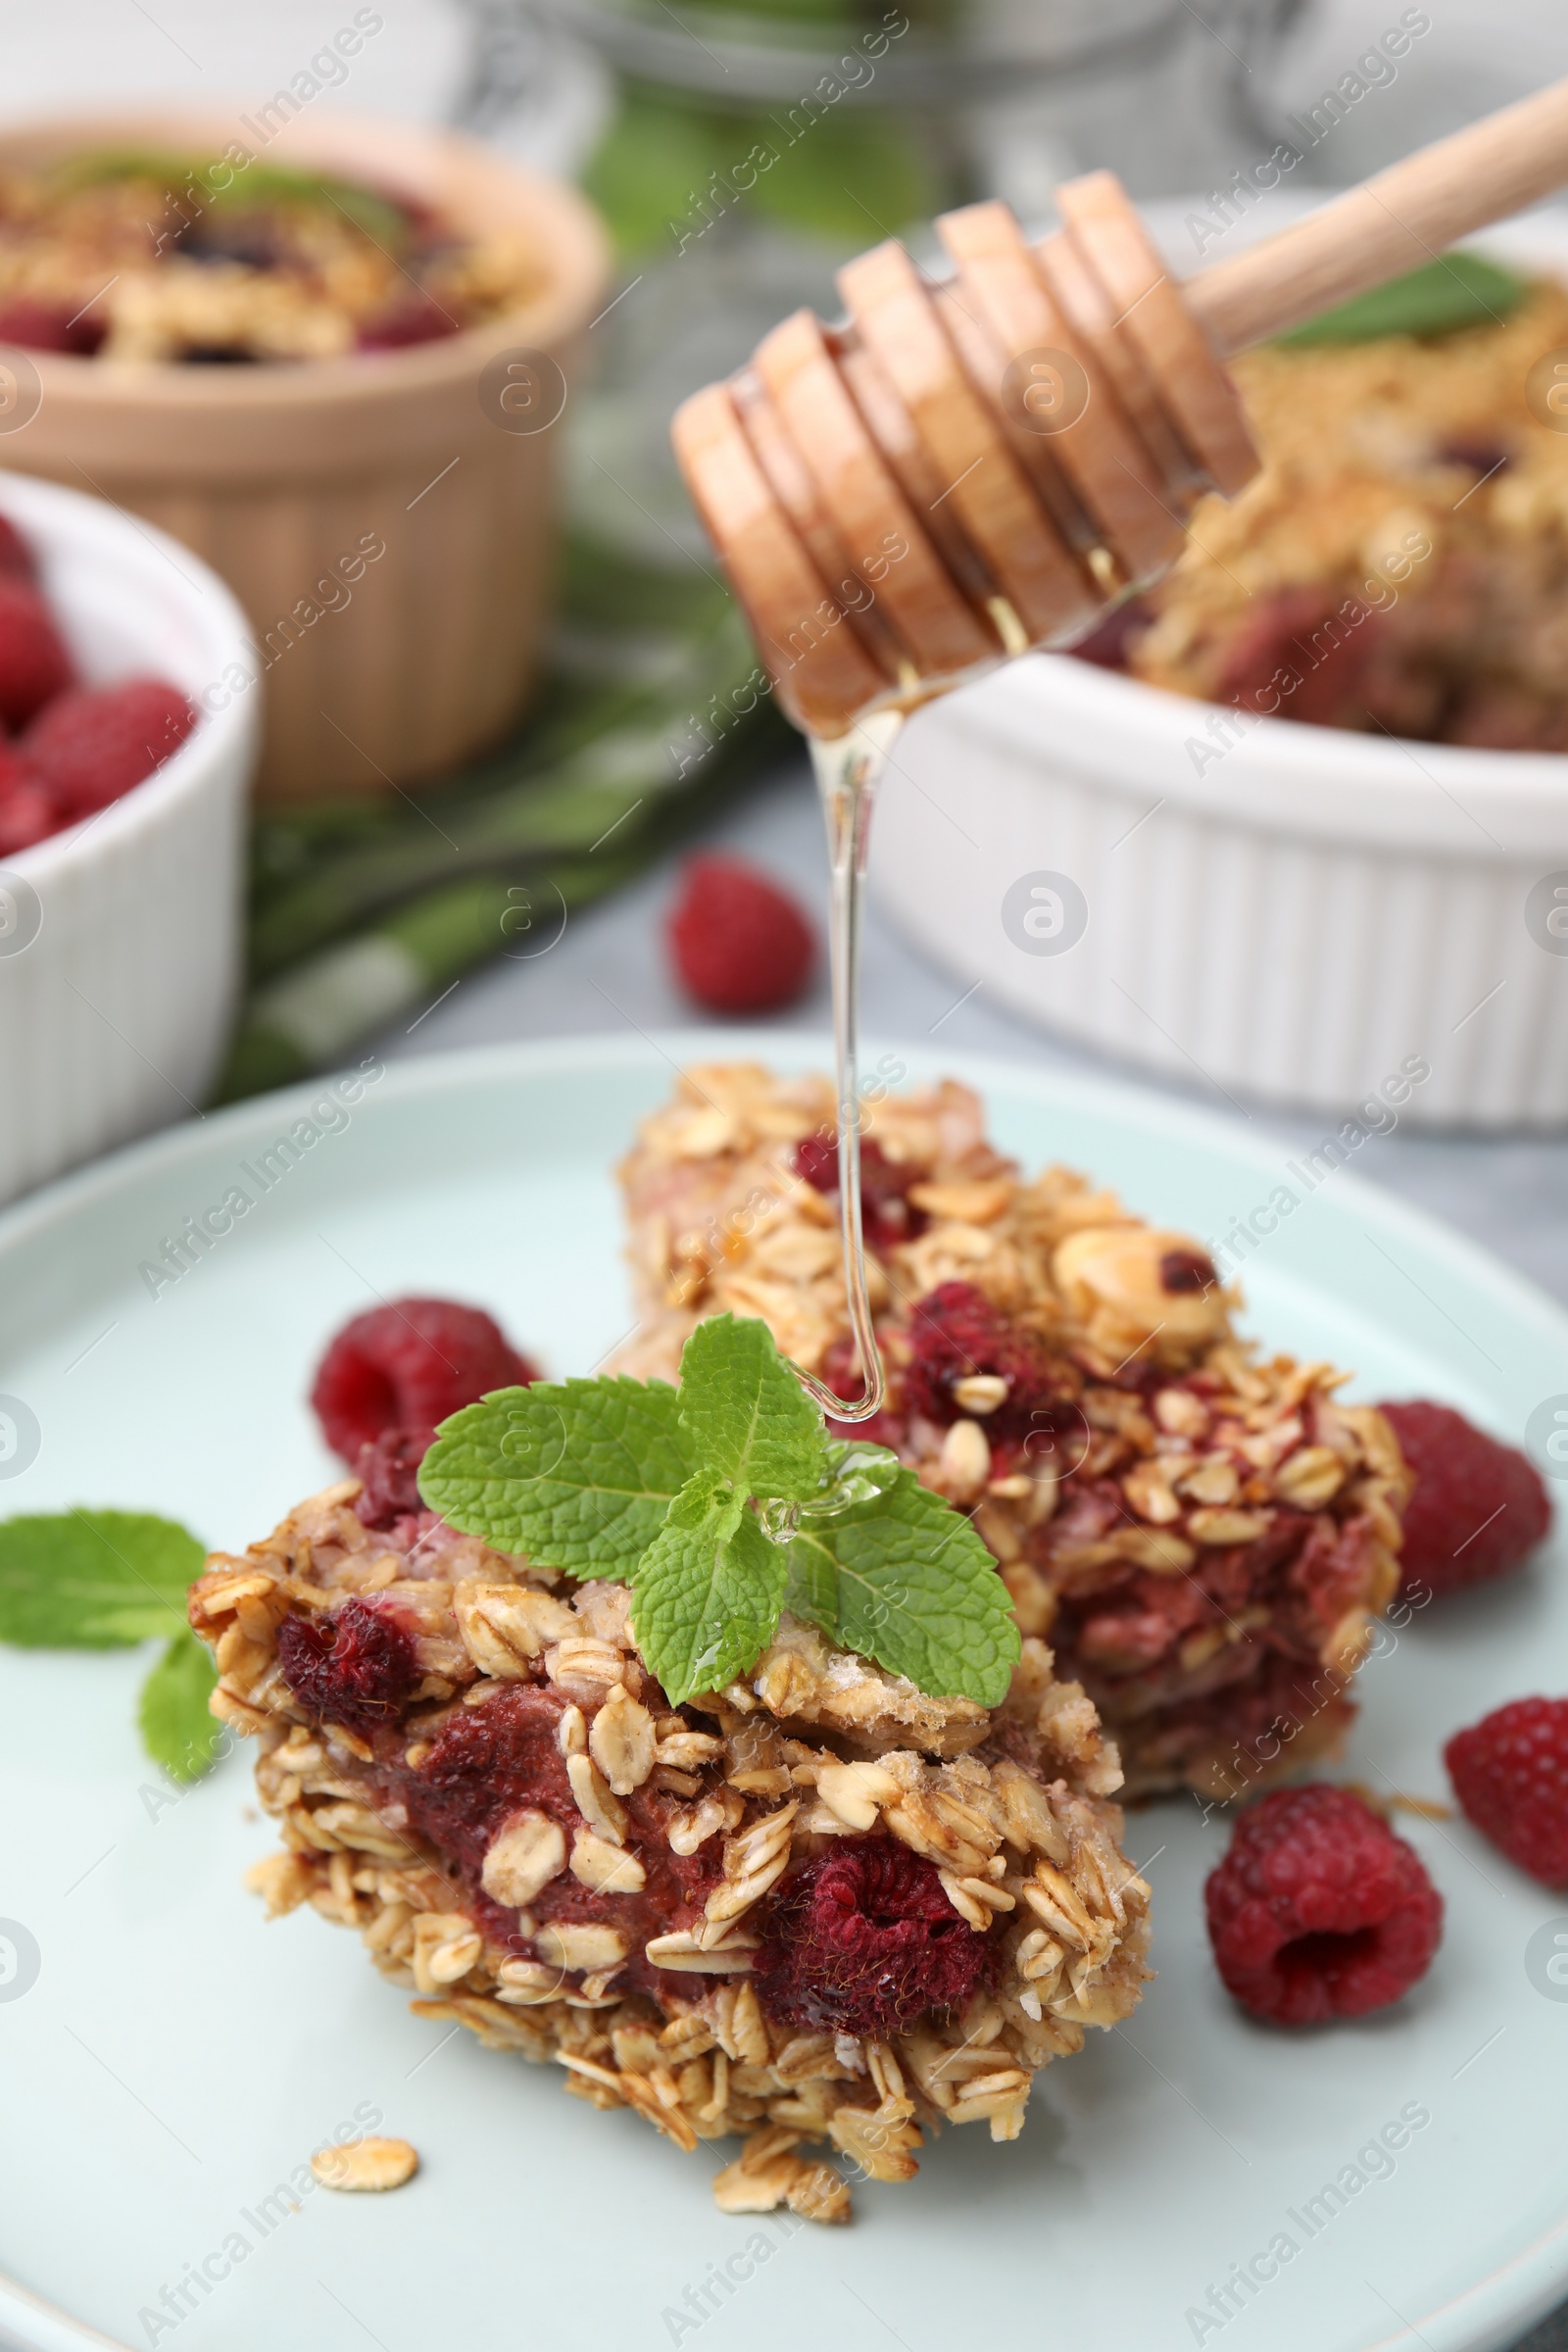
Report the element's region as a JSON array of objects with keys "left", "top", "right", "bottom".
[
  {"left": 754, "top": 1834, "right": 991, "bottom": 2038},
  {"left": 275, "top": 1598, "right": 419, "bottom": 1738},
  {"left": 0, "top": 744, "right": 56, "bottom": 855},
  {"left": 793, "top": 1132, "right": 926, "bottom": 1254},
  {"left": 1204, "top": 1785, "right": 1444, "bottom": 2024},
  {"left": 0, "top": 578, "right": 74, "bottom": 729},
  {"left": 311, "top": 1296, "right": 539, "bottom": 1464},
  {"left": 0, "top": 515, "right": 36, "bottom": 580},
  {"left": 1379, "top": 1399, "right": 1550, "bottom": 1598},
  {"left": 1446, "top": 1697, "right": 1568, "bottom": 1886},
  {"left": 354, "top": 1426, "right": 432, "bottom": 1531},
  {"left": 24, "top": 677, "right": 196, "bottom": 816},
  {"left": 667, "top": 855, "right": 814, "bottom": 1015},
  {"left": 902, "top": 1279, "right": 1076, "bottom": 1454}
]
